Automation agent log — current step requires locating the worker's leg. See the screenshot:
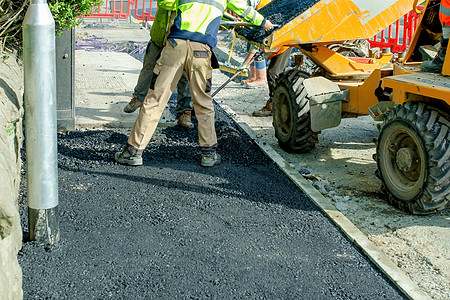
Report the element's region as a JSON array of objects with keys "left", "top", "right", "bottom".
[
  {"left": 242, "top": 62, "right": 256, "bottom": 84},
  {"left": 124, "top": 41, "right": 162, "bottom": 113},
  {"left": 421, "top": 36, "right": 448, "bottom": 73},
  {"left": 421, "top": 4, "right": 450, "bottom": 73},
  {"left": 115, "top": 41, "right": 186, "bottom": 165},
  {"left": 245, "top": 58, "right": 266, "bottom": 88},
  {"left": 442, "top": 26, "right": 449, "bottom": 56},
  {"left": 253, "top": 48, "right": 292, "bottom": 117},
  {"left": 175, "top": 72, "right": 194, "bottom": 129},
  {"left": 184, "top": 40, "right": 220, "bottom": 167}
]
